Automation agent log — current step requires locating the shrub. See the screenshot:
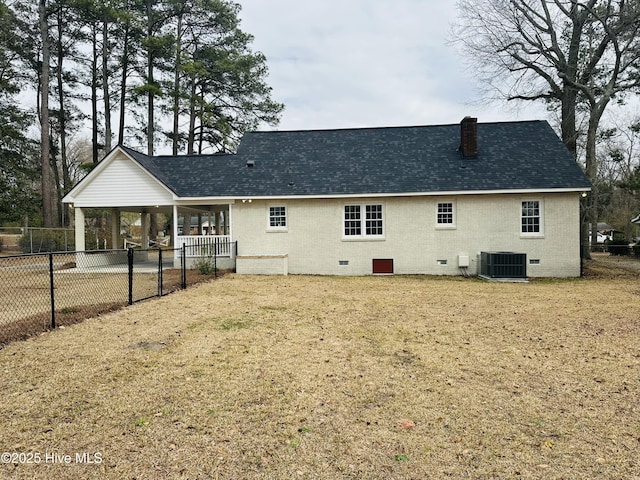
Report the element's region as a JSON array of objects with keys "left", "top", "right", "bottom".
[
  {"left": 606, "top": 239, "right": 631, "bottom": 256},
  {"left": 194, "top": 256, "right": 217, "bottom": 275},
  {"left": 633, "top": 244, "right": 640, "bottom": 258},
  {"left": 0, "top": 236, "right": 3, "bottom": 252}
]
